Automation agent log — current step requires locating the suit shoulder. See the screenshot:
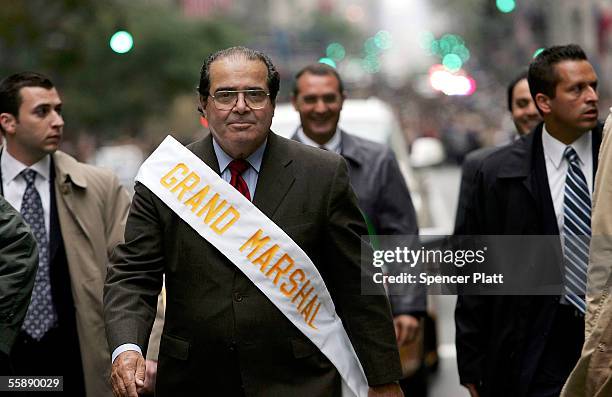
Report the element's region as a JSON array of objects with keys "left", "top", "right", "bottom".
[
  {"left": 54, "top": 151, "right": 121, "bottom": 189},
  {"left": 476, "top": 142, "right": 518, "bottom": 179},
  {"left": 275, "top": 133, "right": 345, "bottom": 171}
]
